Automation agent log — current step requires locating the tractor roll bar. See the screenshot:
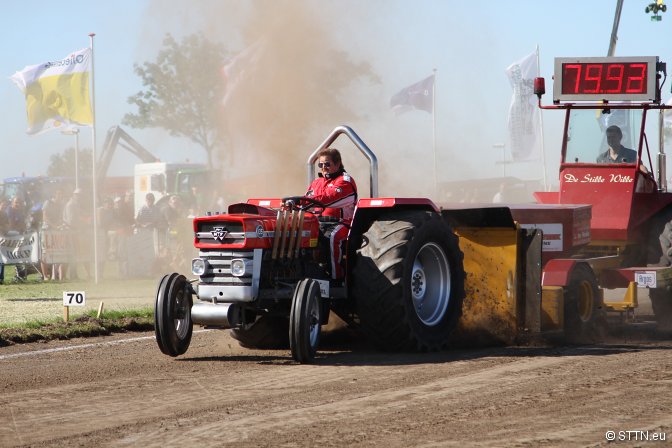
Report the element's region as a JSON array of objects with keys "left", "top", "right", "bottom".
[{"left": 306, "top": 125, "right": 379, "bottom": 198}]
